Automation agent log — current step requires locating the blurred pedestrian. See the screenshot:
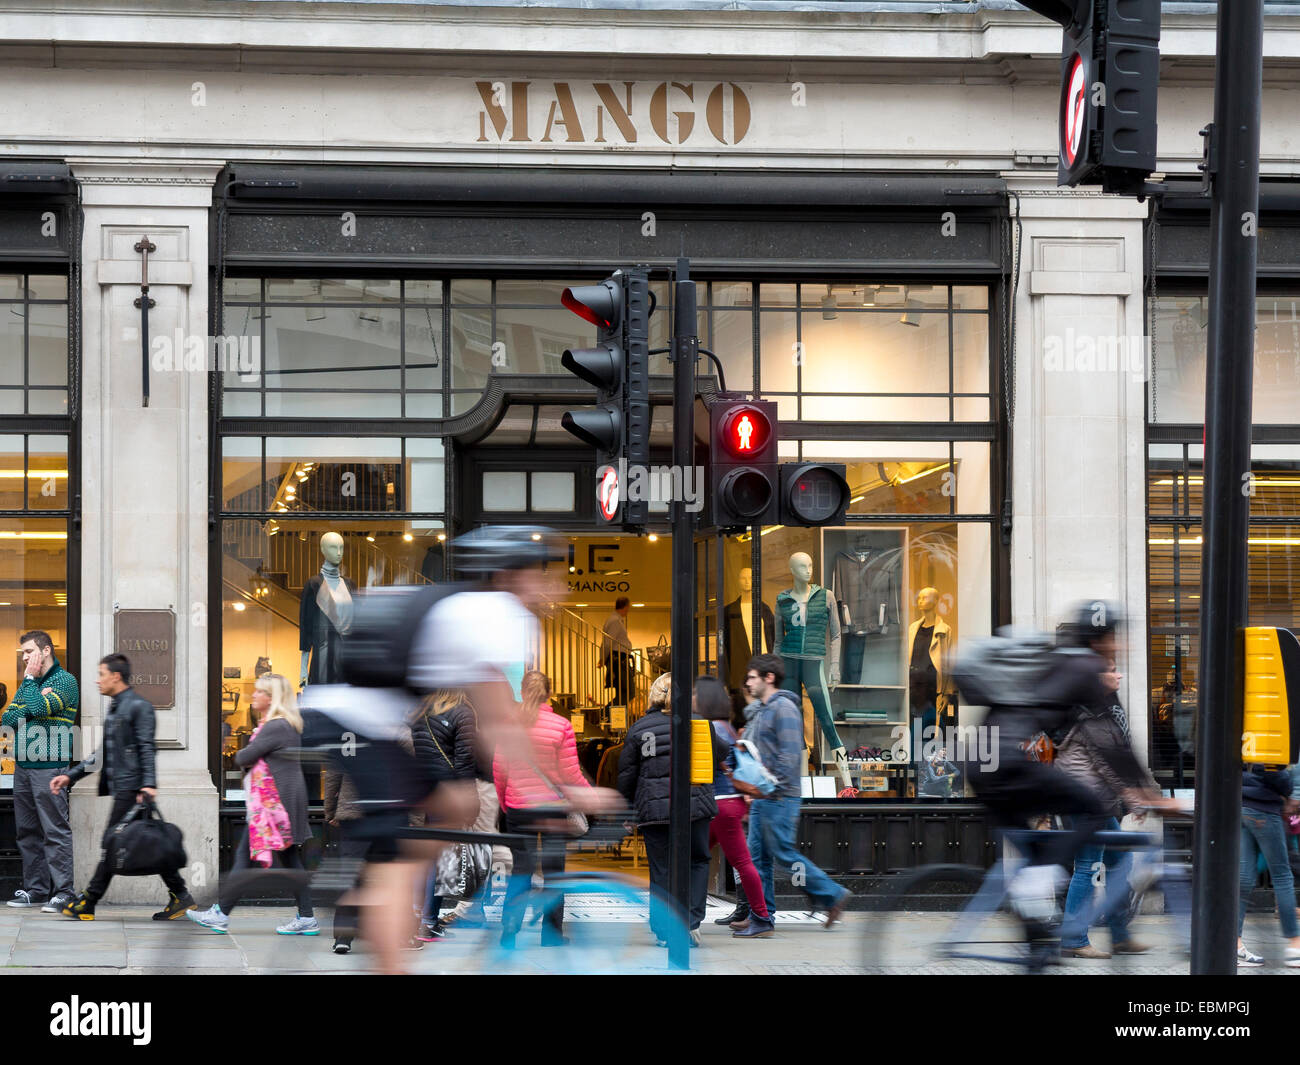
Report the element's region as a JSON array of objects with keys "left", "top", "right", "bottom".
[
  {"left": 618, "top": 672, "right": 719, "bottom": 946},
  {"left": 494, "top": 669, "right": 590, "bottom": 949},
  {"left": 1236, "top": 764, "right": 1300, "bottom": 967},
  {"left": 53, "top": 654, "right": 195, "bottom": 922},
  {"left": 3, "top": 630, "right": 78, "bottom": 913},
  {"left": 188, "top": 673, "right": 317, "bottom": 935},
  {"left": 696, "top": 674, "right": 772, "bottom": 939}
]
